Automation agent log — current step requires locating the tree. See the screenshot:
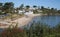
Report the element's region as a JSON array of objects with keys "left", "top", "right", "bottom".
[
  {"left": 19, "top": 4, "right": 24, "bottom": 10},
  {"left": 0, "top": 3, "right": 3, "bottom": 15},
  {"left": 58, "top": 10, "right": 60, "bottom": 14},
  {"left": 33, "top": 5, "right": 37, "bottom": 8},
  {"left": 41, "top": 6, "right": 44, "bottom": 9},
  {"left": 33, "top": 5, "right": 37, "bottom": 10},
  {"left": 25, "top": 5, "right": 30, "bottom": 12},
  {"left": 26, "top": 5, "right": 30, "bottom": 9},
  {"left": 0, "top": 3, "right": 3, "bottom": 6},
  {"left": 50, "top": 8, "right": 56, "bottom": 15},
  {"left": 51, "top": 8, "right": 54, "bottom": 10},
  {"left": 0, "top": 3, "right": 3, "bottom": 10},
  {"left": 0, "top": 3, "right": 3, "bottom": 7},
  {"left": 3, "top": 2, "right": 14, "bottom": 13}
]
